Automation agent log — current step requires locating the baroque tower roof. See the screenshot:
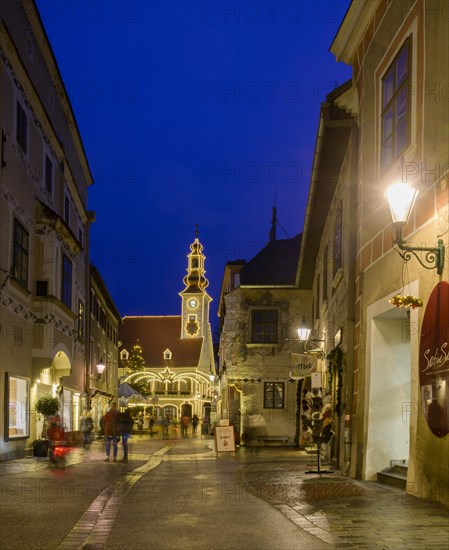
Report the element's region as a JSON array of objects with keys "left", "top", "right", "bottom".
[{"left": 180, "top": 225, "right": 210, "bottom": 295}]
